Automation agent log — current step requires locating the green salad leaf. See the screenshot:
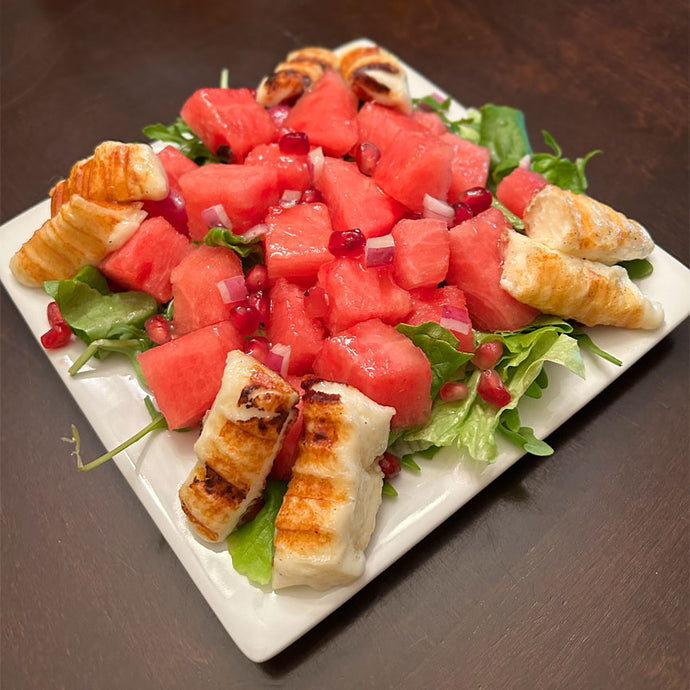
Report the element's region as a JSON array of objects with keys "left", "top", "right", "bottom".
[
  {"left": 412, "top": 95, "right": 482, "bottom": 143},
  {"left": 142, "top": 117, "right": 220, "bottom": 165},
  {"left": 618, "top": 258, "right": 654, "bottom": 280},
  {"left": 203, "top": 227, "right": 265, "bottom": 269}
]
